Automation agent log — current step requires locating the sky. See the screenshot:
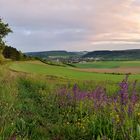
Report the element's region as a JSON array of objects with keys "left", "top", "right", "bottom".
[{"left": 1, "top": 0, "right": 140, "bottom": 52}]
